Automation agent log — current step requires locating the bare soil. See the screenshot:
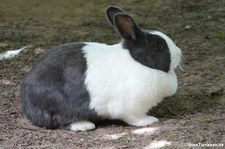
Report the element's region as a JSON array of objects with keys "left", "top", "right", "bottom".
[{"left": 0, "top": 0, "right": 224, "bottom": 148}]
